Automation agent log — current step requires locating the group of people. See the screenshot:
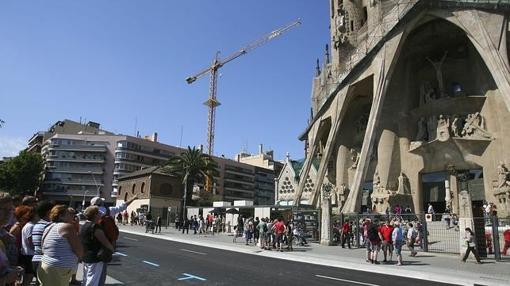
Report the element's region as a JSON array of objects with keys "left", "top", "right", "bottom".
[
  {"left": 237, "top": 216, "right": 308, "bottom": 252},
  {"left": 0, "top": 192, "right": 137, "bottom": 286},
  {"left": 177, "top": 214, "right": 223, "bottom": 235}
]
